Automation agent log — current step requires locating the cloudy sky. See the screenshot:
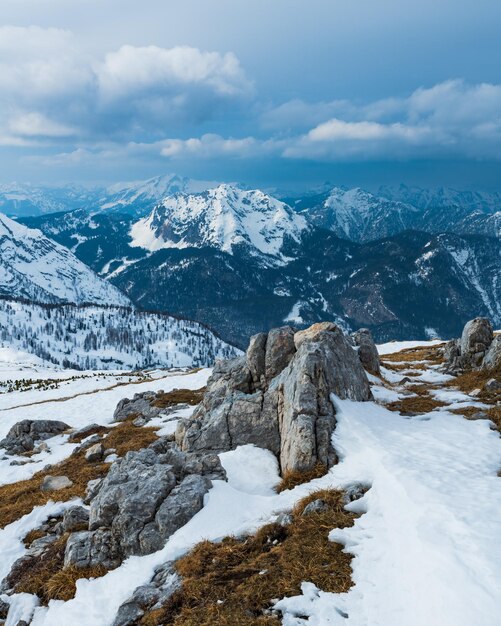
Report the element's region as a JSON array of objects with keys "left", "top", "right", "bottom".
[{"left": 1, "top": 0, "right": 500, "bottom": 190}]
